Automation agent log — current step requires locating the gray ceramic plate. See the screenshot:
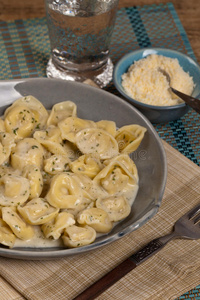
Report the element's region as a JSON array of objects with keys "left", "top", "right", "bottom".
[{"left": 0, "top": 78, "right": 167, "bottom": 260}]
